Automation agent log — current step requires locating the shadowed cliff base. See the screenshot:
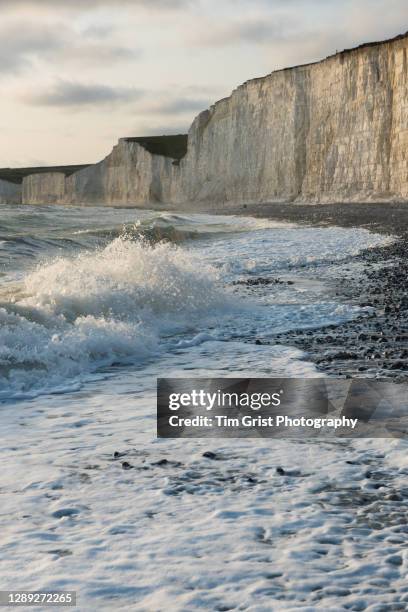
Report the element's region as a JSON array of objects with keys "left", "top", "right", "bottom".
[
  {"left": 122, "top": 134, "right": 188, "bottom": 161},
  {"left": 0, "top": 165, "right": 92, "bottom": 185}
]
